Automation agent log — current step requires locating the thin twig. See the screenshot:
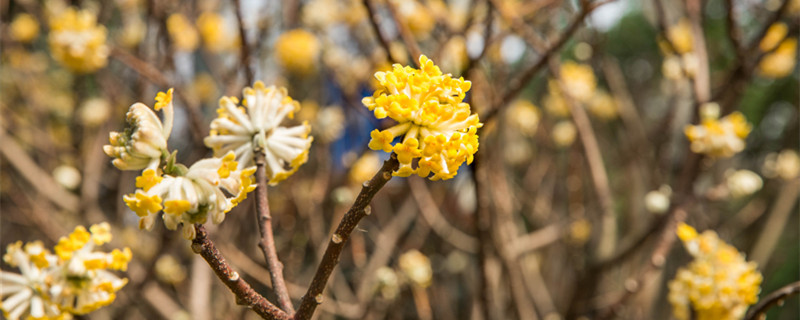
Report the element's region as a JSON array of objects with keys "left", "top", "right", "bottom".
[
  {"left": 294, "top": 154, "right": 400, "bottom": 319},
  {"left": 362, "top": 0, "right": 399, "bottom": 64},
  {"left": 723, "top": 0, "right": 744, "bottom": 62},
  {"left": 549, "top": 60, "right": 617, "bottom": 259},
  {"left": 191, "top": 224, "right": 290, "bottom": 320},
  {"left": 254, "top": 153, "right": 295, "bottom": 315},
  {"left": 384, "top": 0, "right": 423, "bottom": 65},
  {"left": 232, "top": 0, "right": 254, "bottom": 85},
  {"left": 686, "top": 0, "right": 711, "bottom": 103},
  {"left": 408, "top": 177, "right": 478, "bottom": 253},
  {"left": 744, "top": 281, "right": 800, "bottom": 320}
]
